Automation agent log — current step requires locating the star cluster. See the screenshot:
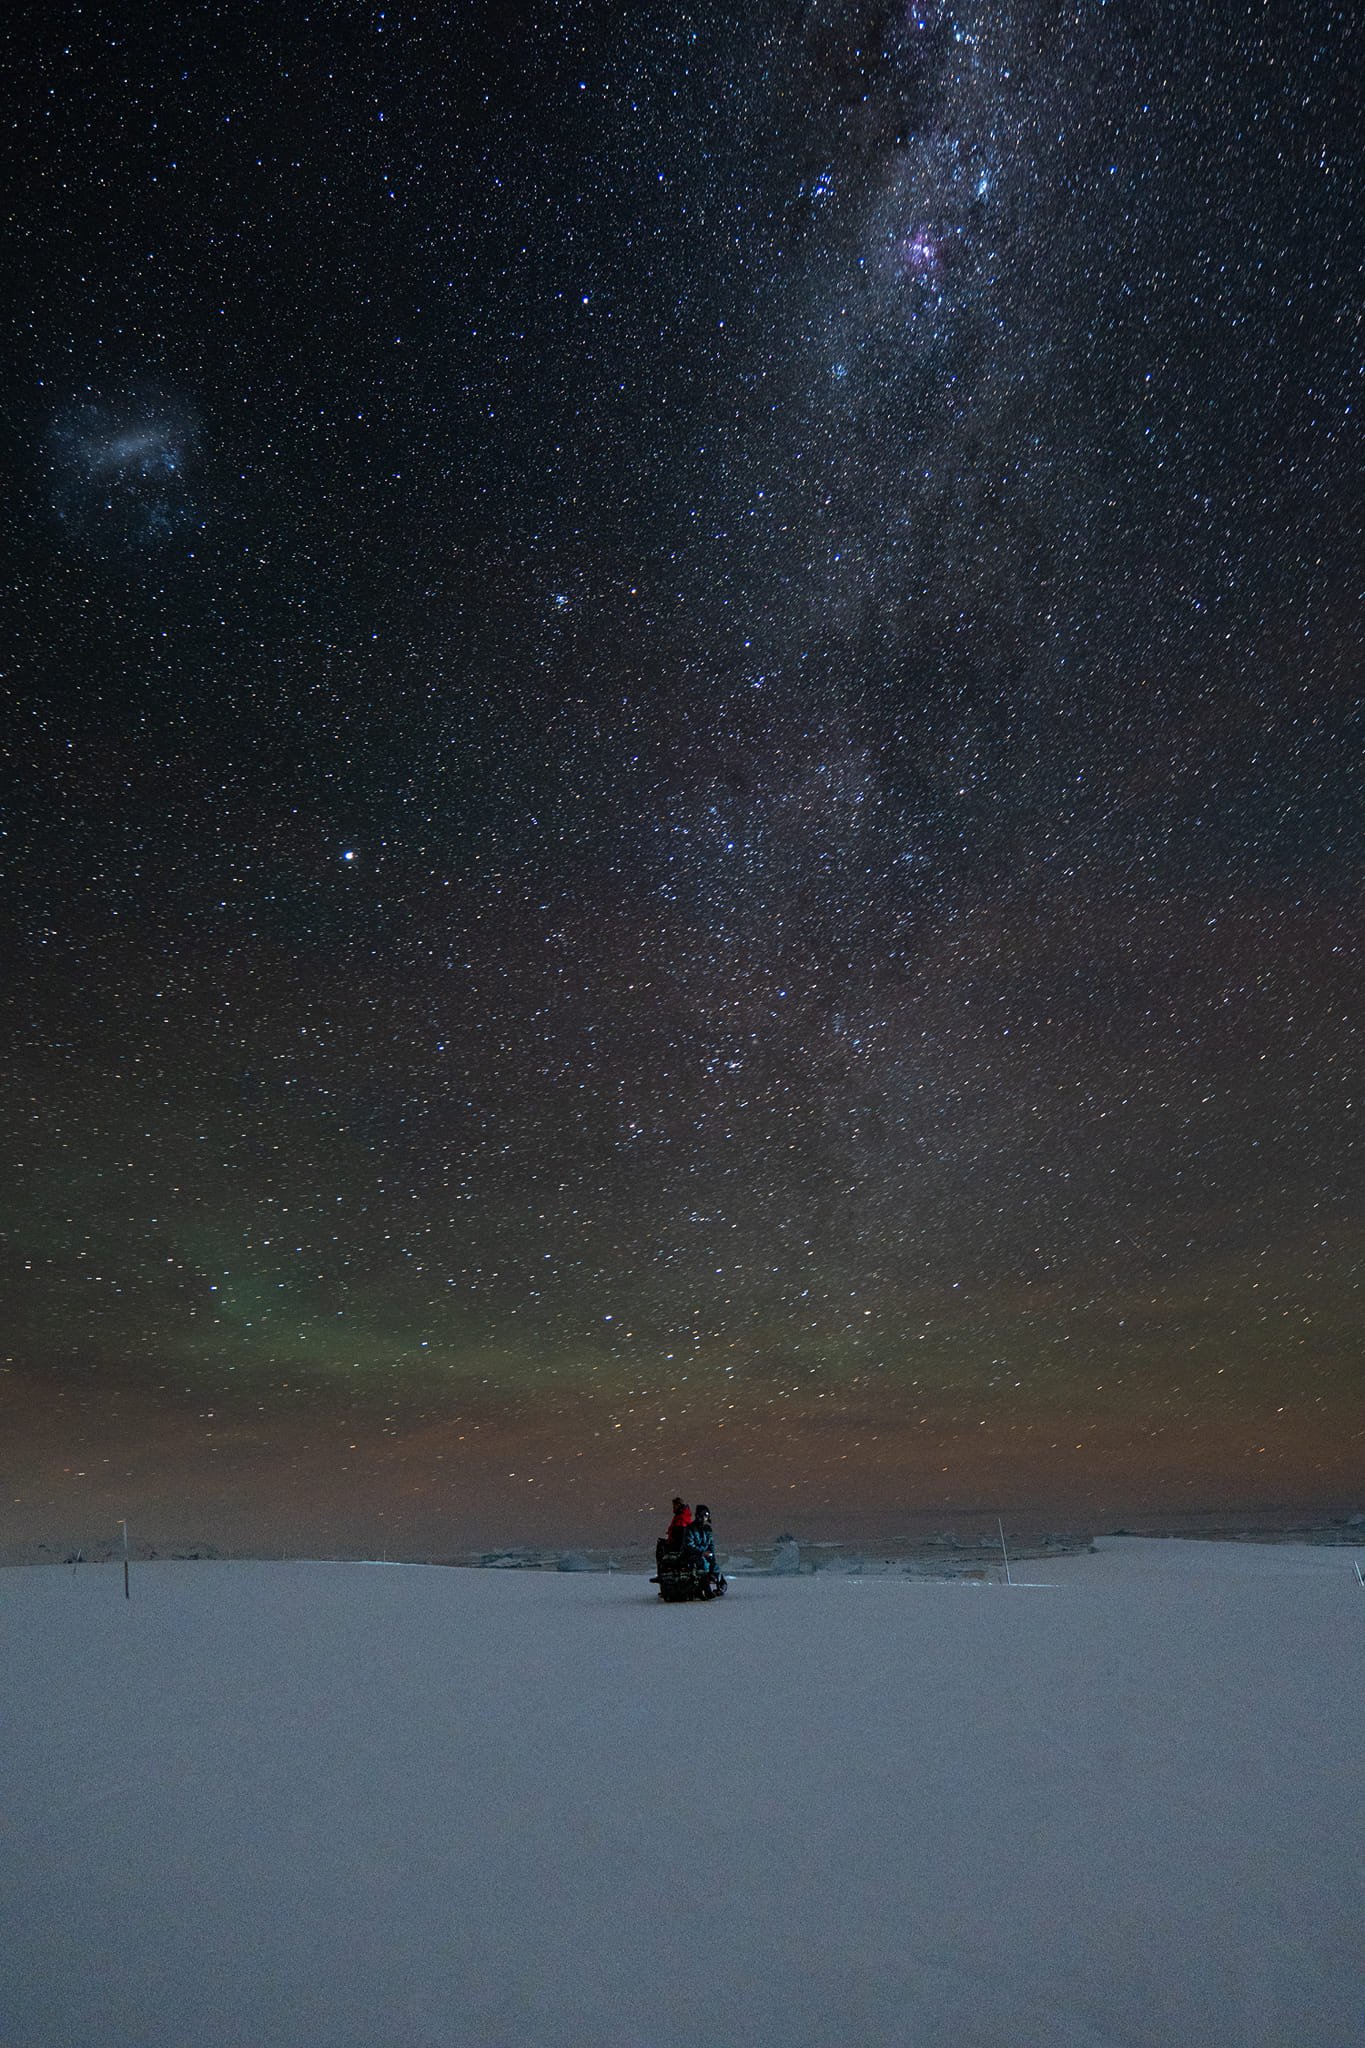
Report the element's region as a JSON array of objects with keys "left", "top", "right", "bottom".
[
  {"left": 46, "top": 391, "right": 200, "bottom": 552},
  {"left": 1, "top": 0, "right": 1359, "bottom": 1550}
]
